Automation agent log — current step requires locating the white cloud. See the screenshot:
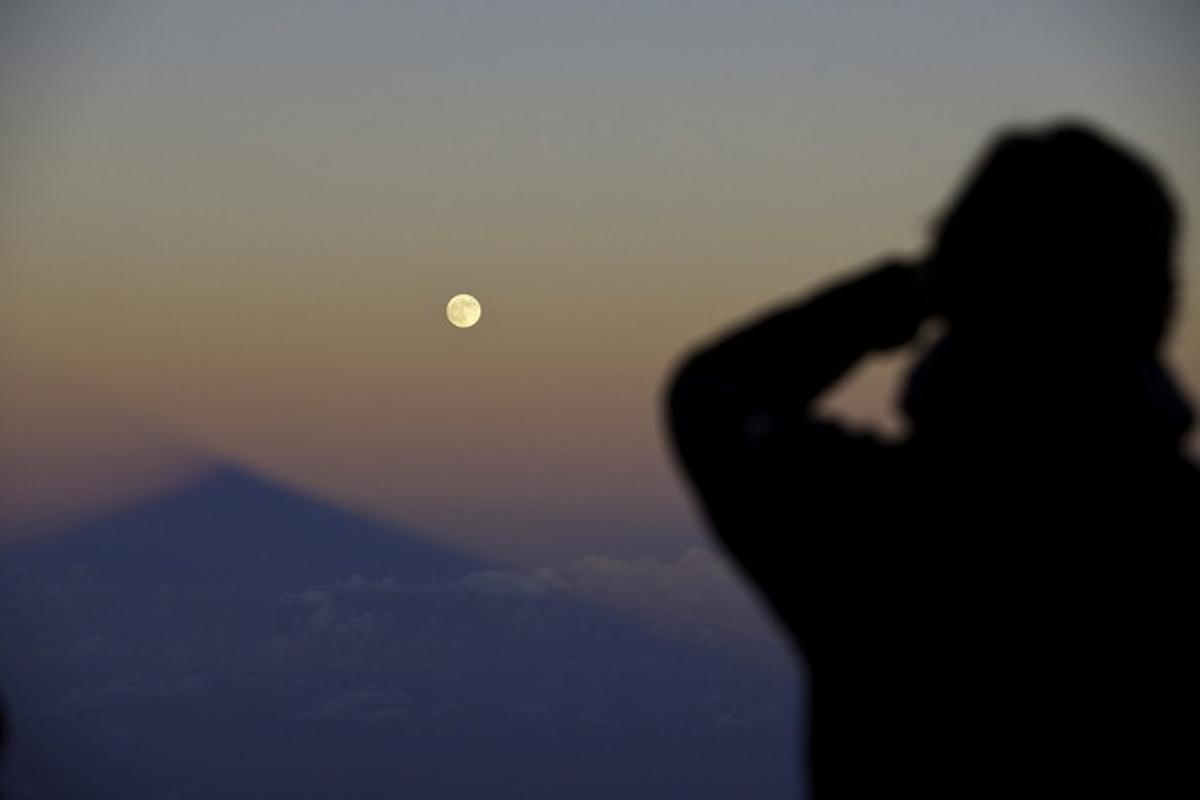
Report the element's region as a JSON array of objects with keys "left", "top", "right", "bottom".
[
  {"left": 549, "top": 547, "right": 790, "bottom": 666},
  {"left": 283, "top": 547, "right": 792, "bottom": 671},
  {"left": 298, "top": 686, "right": 410, "bottom": 722}
]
